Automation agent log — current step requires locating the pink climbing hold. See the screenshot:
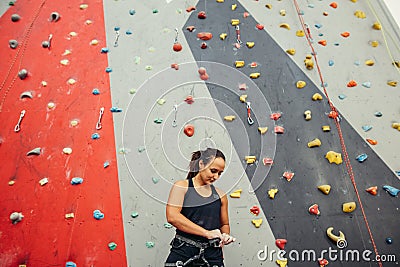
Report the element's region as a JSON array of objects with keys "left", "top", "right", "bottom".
[
  {"left": 198, "top": 67, "right": 209, "bottom": 80},
  {"left": 274, "top": 125, "right": 285, "bottom": 134},
  {"left": 275, "top": 239, "right": 287, "bottom": 250}
]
